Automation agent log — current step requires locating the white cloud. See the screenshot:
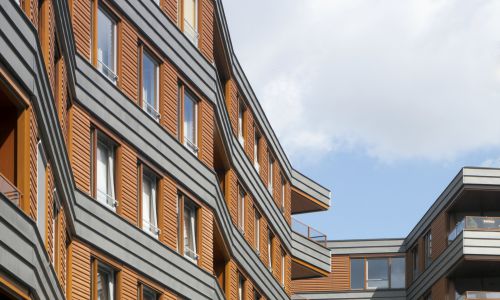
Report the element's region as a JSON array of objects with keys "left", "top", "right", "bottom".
[{"left": 223, "top": 0, "right": 500, "bottom": 163}]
